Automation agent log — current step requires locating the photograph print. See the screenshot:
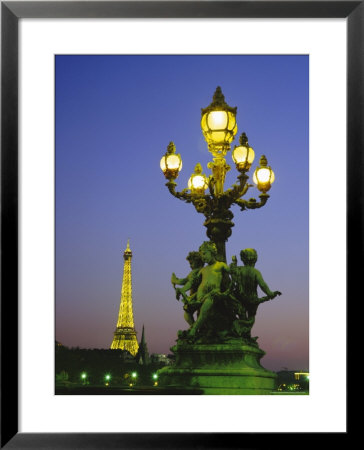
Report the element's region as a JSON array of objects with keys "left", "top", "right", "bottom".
[{"left": 55, "top": 55, "right": 309, "bottom": 395}]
